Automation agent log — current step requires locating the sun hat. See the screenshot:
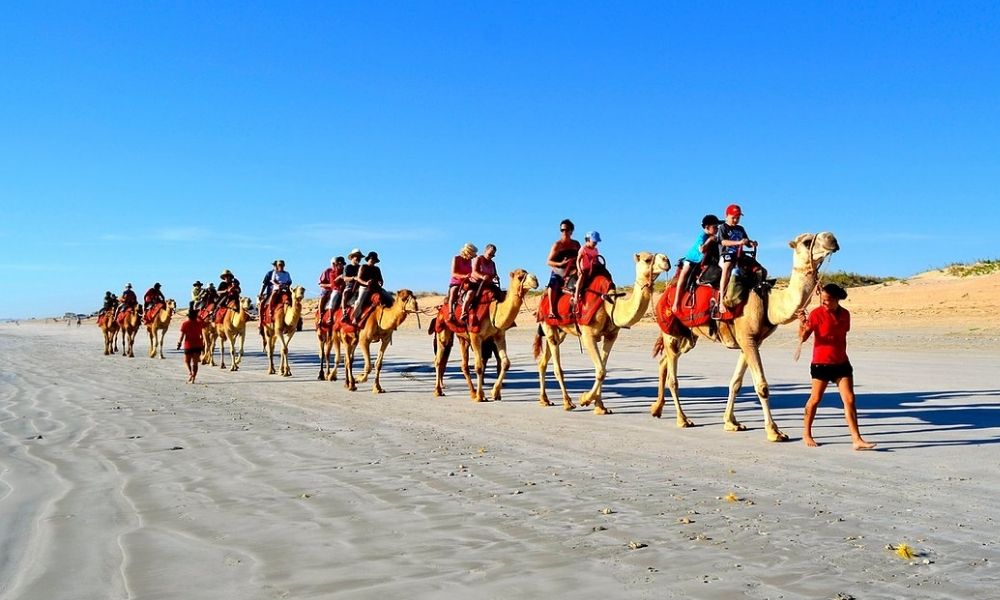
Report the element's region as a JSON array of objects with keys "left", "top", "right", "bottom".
[
  {"left": 725, "top": 204, "right": 743, "bottom": 217},
  {"left": 701, "top": 214, "right": 722, "bottom": 227},
  {"left": 192, "top": 281, "right": 203, "bottom": 287},
  {"left": 585, "top": 231, "right": 602, "bottom": 243},
  {"left": 348, "top": 248, "right": 363, "bottom": 259},
  {"left": 220, "top": 269, "right": 232, "bottom": 277},
  {"left": 154, "top": 282, "right": 161, "bottom": 288},
  {"left": 364, "top": 251, "right": 380, "bottom": 263},
  {"left": 125, "top": 283, "right": 132, "bottom": 289}
]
